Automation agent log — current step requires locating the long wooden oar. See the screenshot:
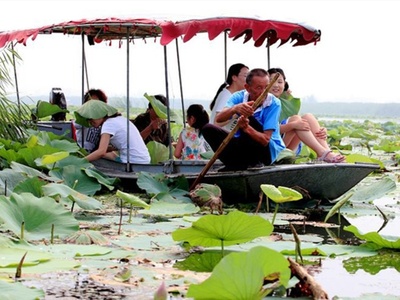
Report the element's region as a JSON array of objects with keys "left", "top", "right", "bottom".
[{"left": 190, "top": 73, "right": 280, "bottom": 190}]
